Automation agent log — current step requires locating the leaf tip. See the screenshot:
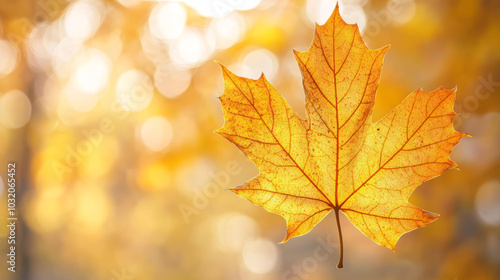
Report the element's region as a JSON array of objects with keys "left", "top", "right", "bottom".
[
  {"left": 215, "top": 60, "right": 230, "bottom": 73},
  {"left": 390, "top": 246, "right": 397, "bottom": 254},
  {"left": 214, "top": 60, "right": 227, "bottom": 72},
  {"left": 375, "top": 44, "right": 391, "bottom": 58},
  {"left": 280, "top": 235, "right": 292, "bottom": 244},
  {"left": 214, "top": 59, "right": 223, "bottom": 66},
  {"left": 334, "top": 1, "right": 341, "bottom": 16},
  {"left": 426, "top": 210, "right": 440, "bottom": 222},
  {"left": 455, "top": 131, "right": 471, "bottom": 139},
  {"left": 259, "top": 72, "right": 266, "bottom": 81},
  {"left": 213, "top": 128, "right": 222, "bottom": 135},
  {"left": 449, "top": 161, "right": 460, "bottom": 170},
  {"left": 226, "top": 187, "right": 239, "bottom": 194}
]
